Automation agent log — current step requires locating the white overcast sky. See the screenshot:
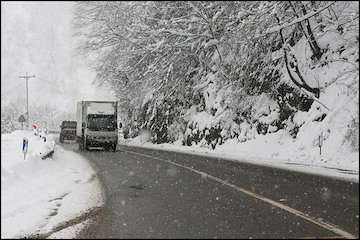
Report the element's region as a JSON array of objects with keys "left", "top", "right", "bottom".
[{"left": 1, "top": 1, "right": 115, "bottom": 114}]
